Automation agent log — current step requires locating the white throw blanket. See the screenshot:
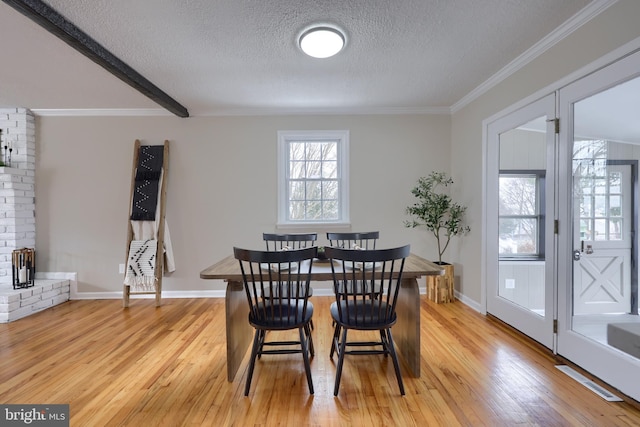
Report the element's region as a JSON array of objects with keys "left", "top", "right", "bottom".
[
  {"left": 130, "top": 219, "right": 175, "bottom": 273},
  {"left": 124, "top": 239, "right": 158, "bottom": 291}
]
